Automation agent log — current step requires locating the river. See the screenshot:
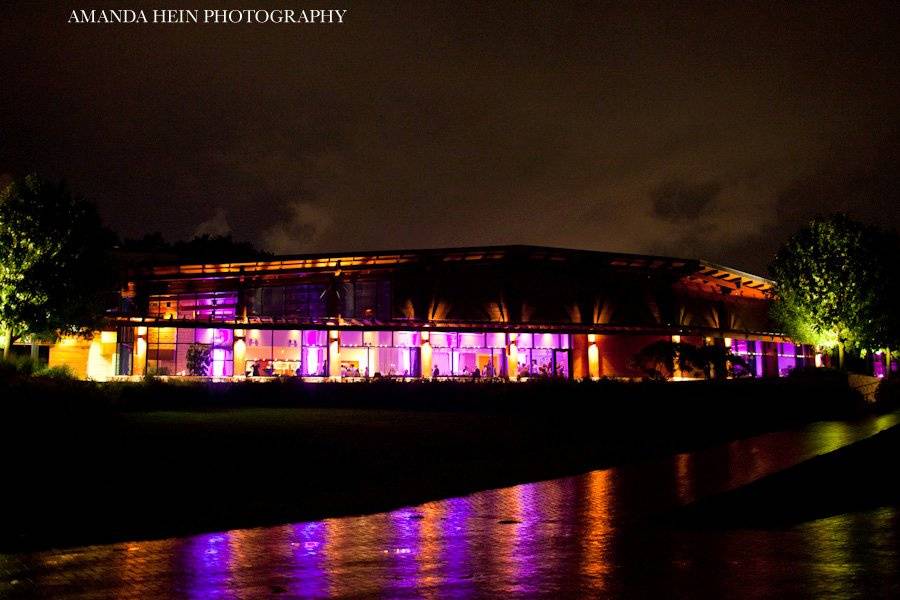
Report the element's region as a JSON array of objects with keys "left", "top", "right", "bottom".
[{"left": 2, "top": 413, "right": 898, "bottom": 598}]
